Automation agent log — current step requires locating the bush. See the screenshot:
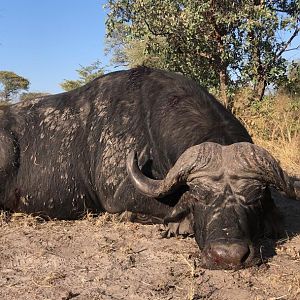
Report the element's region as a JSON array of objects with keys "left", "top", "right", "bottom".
[{"left": 234, "top": 91, "right": 300, "bottom": 174}]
